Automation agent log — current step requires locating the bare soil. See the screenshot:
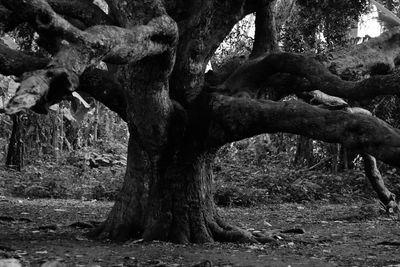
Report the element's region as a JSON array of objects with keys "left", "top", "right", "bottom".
[{"left": 1, "top": 197, "right": 400, "bottom": 267}]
